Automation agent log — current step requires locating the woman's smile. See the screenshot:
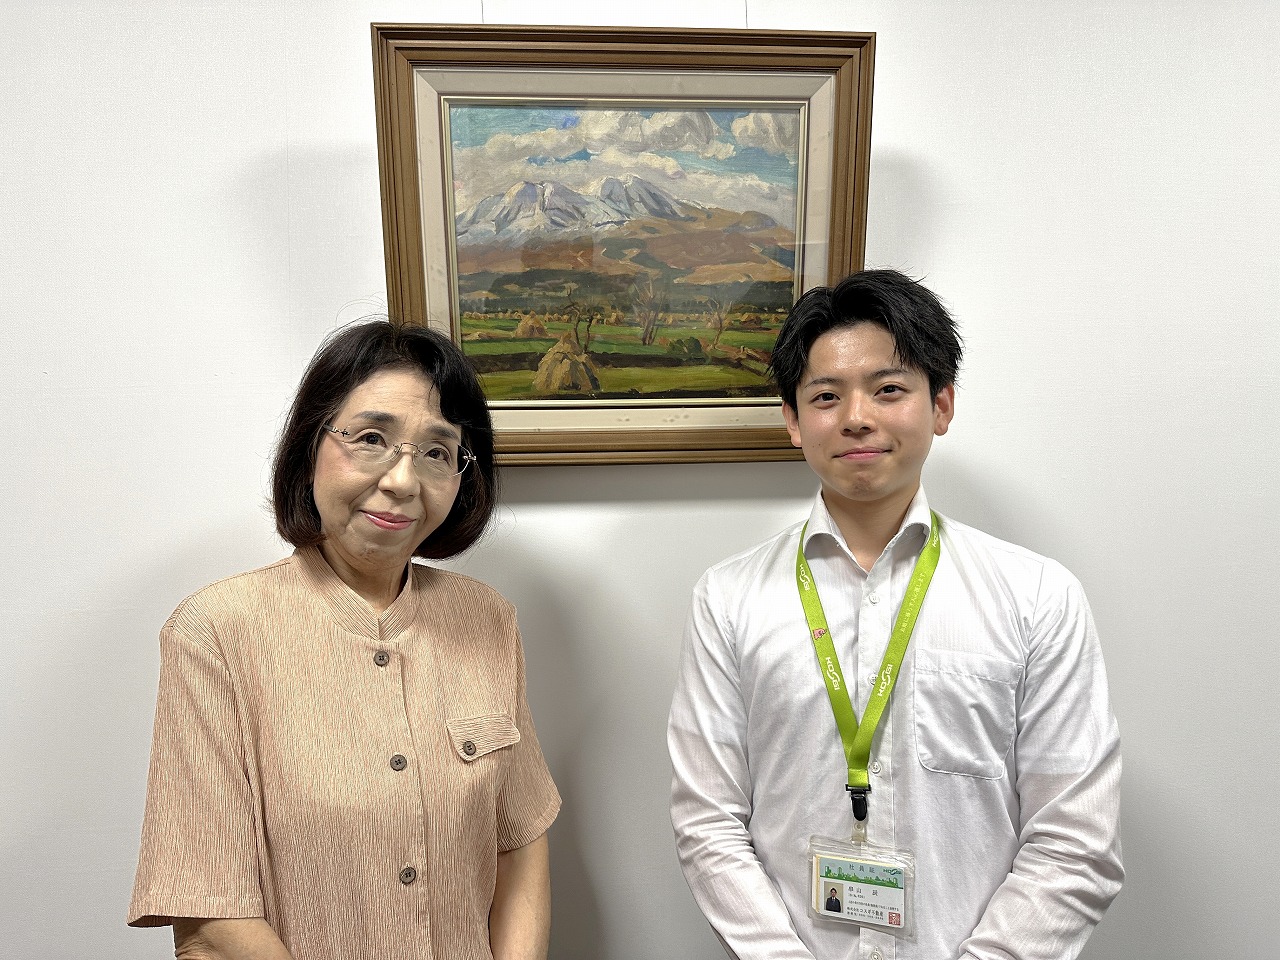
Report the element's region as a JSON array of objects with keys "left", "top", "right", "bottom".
[{"left": 362, "top": 509, "right": 415, "bottom": 531}]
